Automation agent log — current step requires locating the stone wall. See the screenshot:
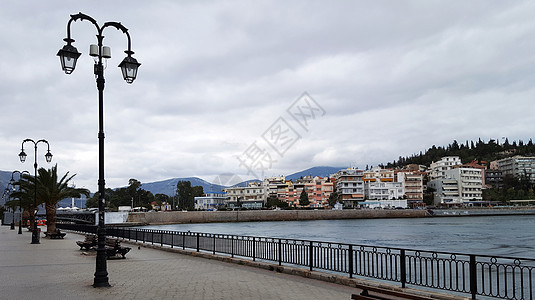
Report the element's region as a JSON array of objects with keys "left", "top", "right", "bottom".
[{"left": 127, "top": 209, "right": 430, "bottom": 225}]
